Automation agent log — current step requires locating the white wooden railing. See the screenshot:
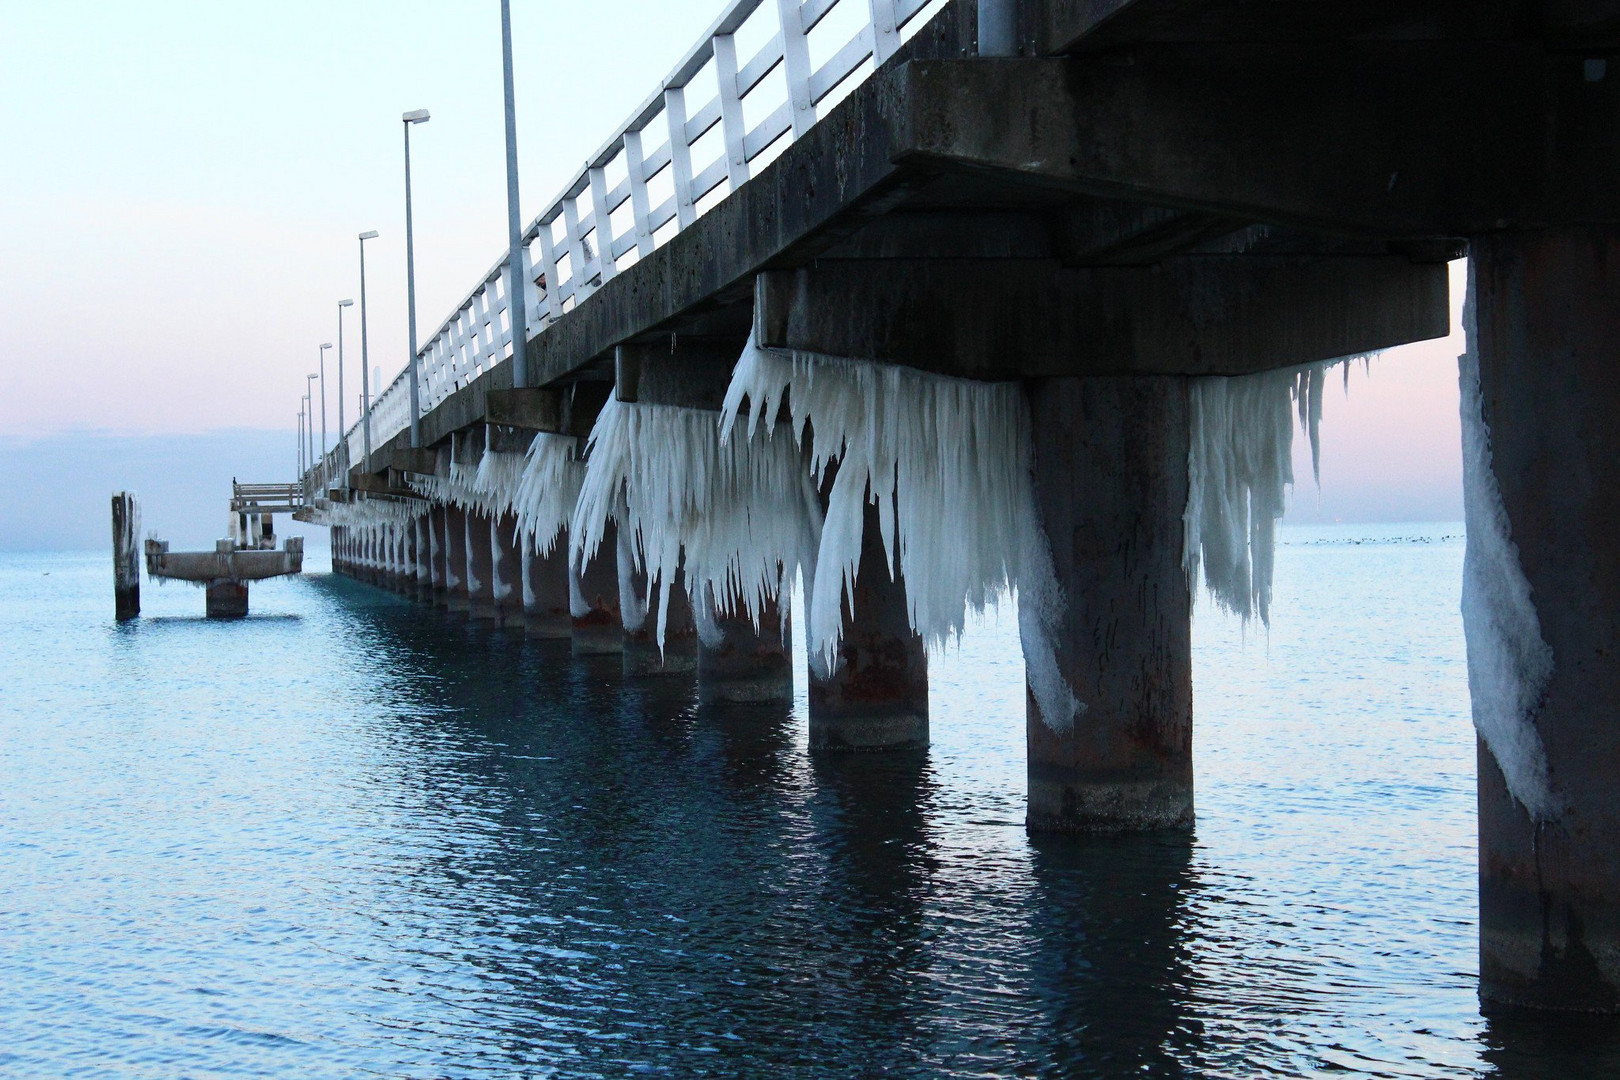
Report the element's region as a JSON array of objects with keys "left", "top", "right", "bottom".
[{"left": 333, "top": 0, "right": 946, "bottom": 476}]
